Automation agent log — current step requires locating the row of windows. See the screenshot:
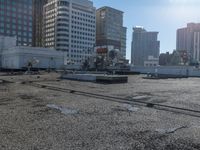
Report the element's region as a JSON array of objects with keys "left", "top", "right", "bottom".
[
  {"left": 71, "top": 46, "right": 93, "bottom": 51},
  {"left": 56, "top": 21, "right": 95, "bottom": 29},
  {"left": 45, "top": 28, "right": 55, "bottom": 33},
  {"left": 57, "top": 13, "right": 69, "bottom": 17},
  {"left": 57, "top": 44, "right": 69, "bottom": 47},
  {"left": 72, "top": 11, "right": 95, "bottom": 18},
  {"left": 0, "top": 18, "right": 32, "bottom": 25},
  {"left": 57, "top": 23, "right": 69, "bottom": 27},
  {"left": 45, "top": 19, "right": 55, "bottom": 25},
  {"left": 57, "top": 18, "right": 69, "bottom": 22},
  {"left": 45, "top": 34, "right": 55, "bottom": 38},
  {"left": 17, "top": 37, "right": 32, "bottom": 42},
  {"left": 0, "top": 4, "right": 32, "bottom": 14},
  {"left": 45, "top": 10, "right": 56, "bottom": 16},
  {"left": 45, "top": 3, "right": 56, "bottom": 12},
  {"left": 57, "top": 39, "right": 69, "bottom": 42},
  {"left": 53, "top": 36, "right": 94, "bottom": 44},
  {"left": 46, "top": 27, "right": 94, "bottom": 36},
  {"left": 72, "top": 32, "right": 95, "bottom": 37},
  {"left": 0, "top": 14, "right": 32, "bottom": 22},
  {"left": 57, "top": 33, "right": 68, "bottom": 37},
  {"left": 57, "top": 28, "right": 69, "bottom": 32},
  {"left": 0, "top": 31, "right": 32, "bottom": 37},
  {"left": 0, "top": 23, "right": 32, "bottom": 31},
  {"left": 72, "top": 21, "right": 95, "bottom": 28},
  {"left": 53, "top": 33, "right": 94, "bottom": 40},
  {"left": 45, "top": 23, "right": 55, "bottom": 28},
  {"left": 44, "top": 26, "right": 54, "bottom": 32},
  {"left": 71, "top": 35, "right": 94, "bottom": 41},
  {"left": 45, "top": 42, "right": 55, "bottom": 46},
  {"left": 44, "top": 15, "right": 55, "bottom": 21},
  {"left": 57, "top": 48, "right": 69, "bottom": 51},
  {"left": 0, "top": 10, "right": 32, "bottom": 18},
  {"left": 0, "top": 0, "right": 32, "bottom": 7},
  {"left": 0, "top": 29, "right": 32, "bottom": 37},
  {"left": 71, "top": 30, "right": 94, "bottom": 34},
  {"left": 55, "top": 42, "right": 94, "bottom": 49},
  {"left": 57, "top": 1, "right": 69, "bottom": 7},
  {"left": 46, "top": 40, "right": 55, "bottom": 44},
  {"left": 58, "top": 8, "right": 69, "bottom": 12},
  {"left": 71, "top": 26, "right": 95, "bottom": 33},
  {"left": 71, "top": 40, "right": 94, "bottom": 45},
  {"left": 71, "top": 55, "right": 85, "bottom": 58},
  {"left": 71, "top": 16, "right": 95, "bottom": 23}
]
